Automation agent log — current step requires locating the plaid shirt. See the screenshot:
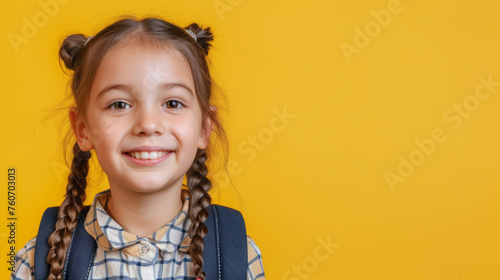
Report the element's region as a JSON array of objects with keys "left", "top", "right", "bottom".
[{"left": 10, "top": 189, "right": 265, "bottom": 280}]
